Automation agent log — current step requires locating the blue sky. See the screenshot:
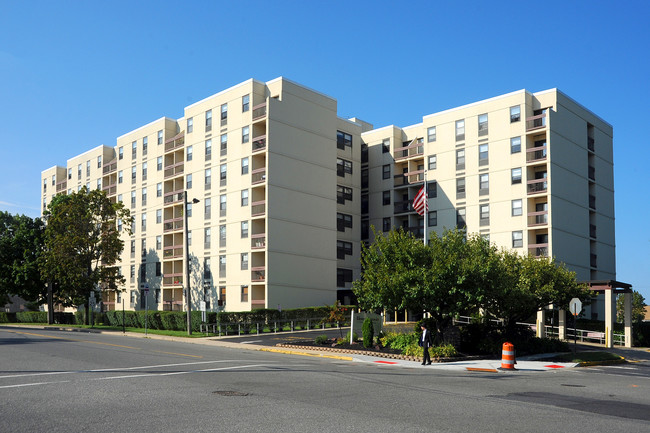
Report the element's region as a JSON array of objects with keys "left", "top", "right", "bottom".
[{"left": 1, "top": 1, "right": 648, "bottom": 301}]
